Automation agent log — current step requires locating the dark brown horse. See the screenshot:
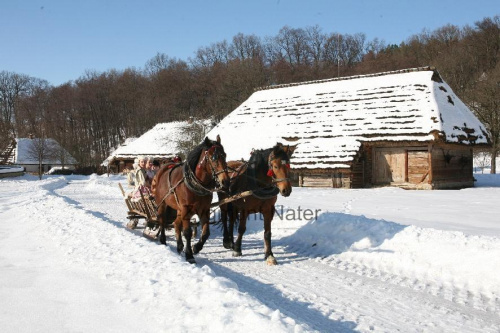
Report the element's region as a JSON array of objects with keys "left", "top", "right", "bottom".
[
  {"left": 218, "top": 143, "right": 295, "bottom": 265},
  {"left": 152, "top": 136, "right": 230, "bottom": 263}
]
